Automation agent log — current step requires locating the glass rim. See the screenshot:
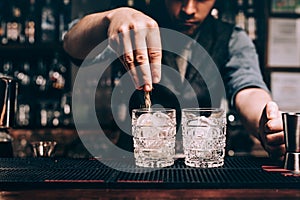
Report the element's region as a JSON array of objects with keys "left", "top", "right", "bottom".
[
  {"left": 181, "top": 108, "right": 224, "bottom": 112},
  {"left": 132, "top": 108, "right": 176, "bottom": 112}
]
